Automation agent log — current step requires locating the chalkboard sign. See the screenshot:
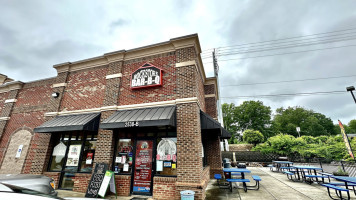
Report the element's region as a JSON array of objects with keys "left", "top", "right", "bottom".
[{"left": 85, "top": 162, "right": 109, "bottom": 198}]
